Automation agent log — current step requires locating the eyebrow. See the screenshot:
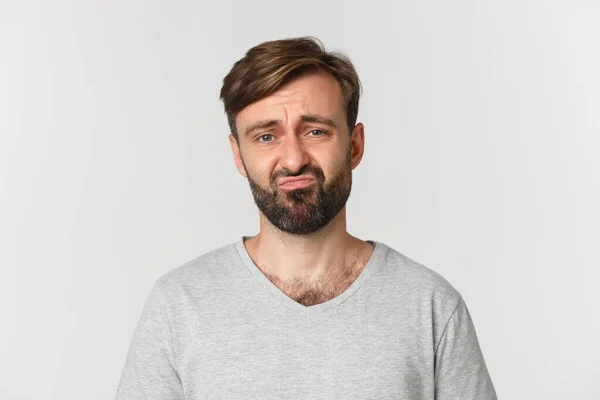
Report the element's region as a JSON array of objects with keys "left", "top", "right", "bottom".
[{"left": 244, "top": 114, "right": 339, "bottom": 137}]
